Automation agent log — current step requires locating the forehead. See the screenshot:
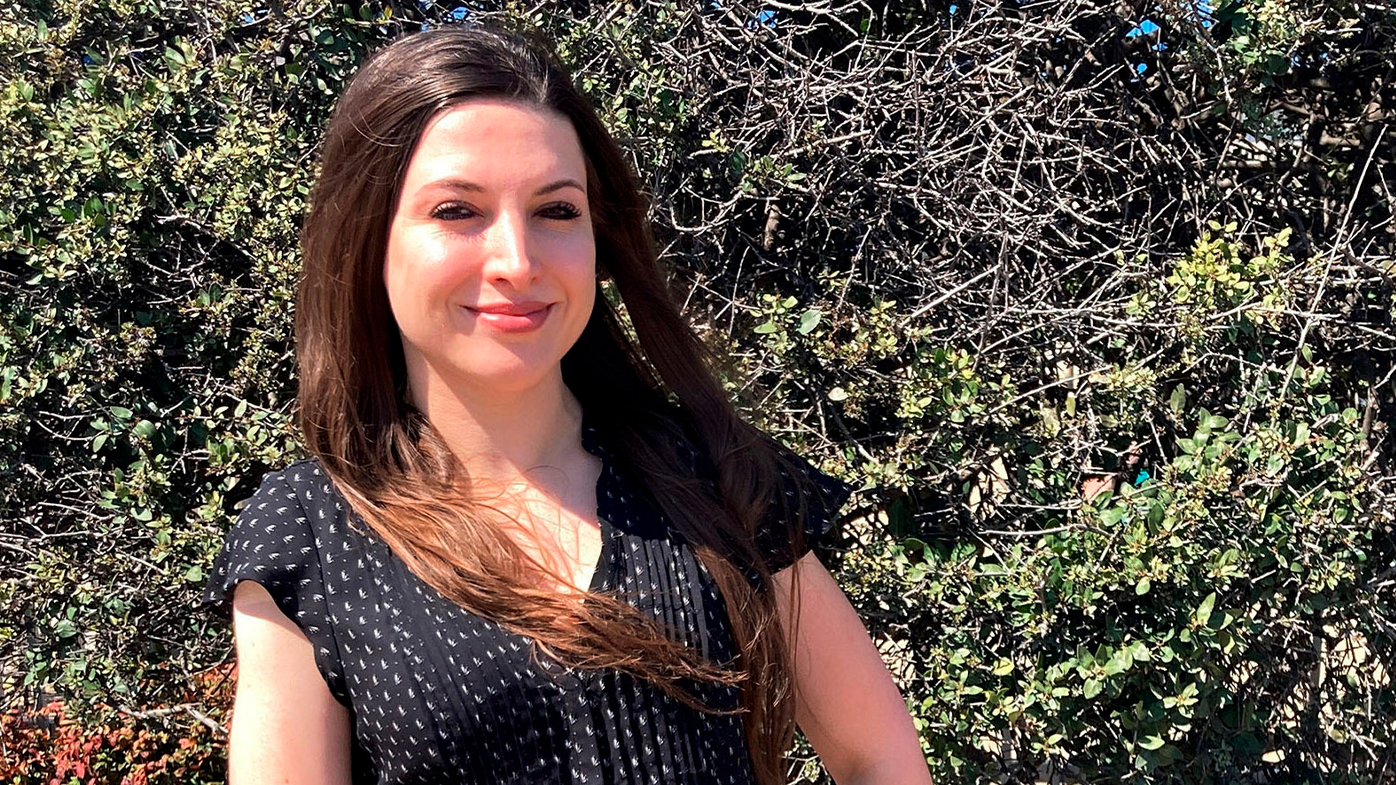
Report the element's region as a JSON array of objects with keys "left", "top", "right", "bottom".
[{"left": 403, "top": 99, "right": 587, "bottom": 185}]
